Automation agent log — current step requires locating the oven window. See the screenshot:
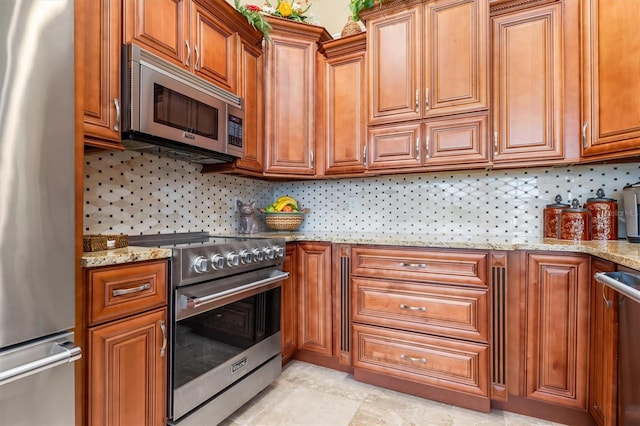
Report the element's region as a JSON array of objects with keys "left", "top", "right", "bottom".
[
  {"left": 173, "top": 287, "right": 281, "bottom": 389},
  {"left": 153, "top": 83, "right": 218, "bottom": 139}
]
